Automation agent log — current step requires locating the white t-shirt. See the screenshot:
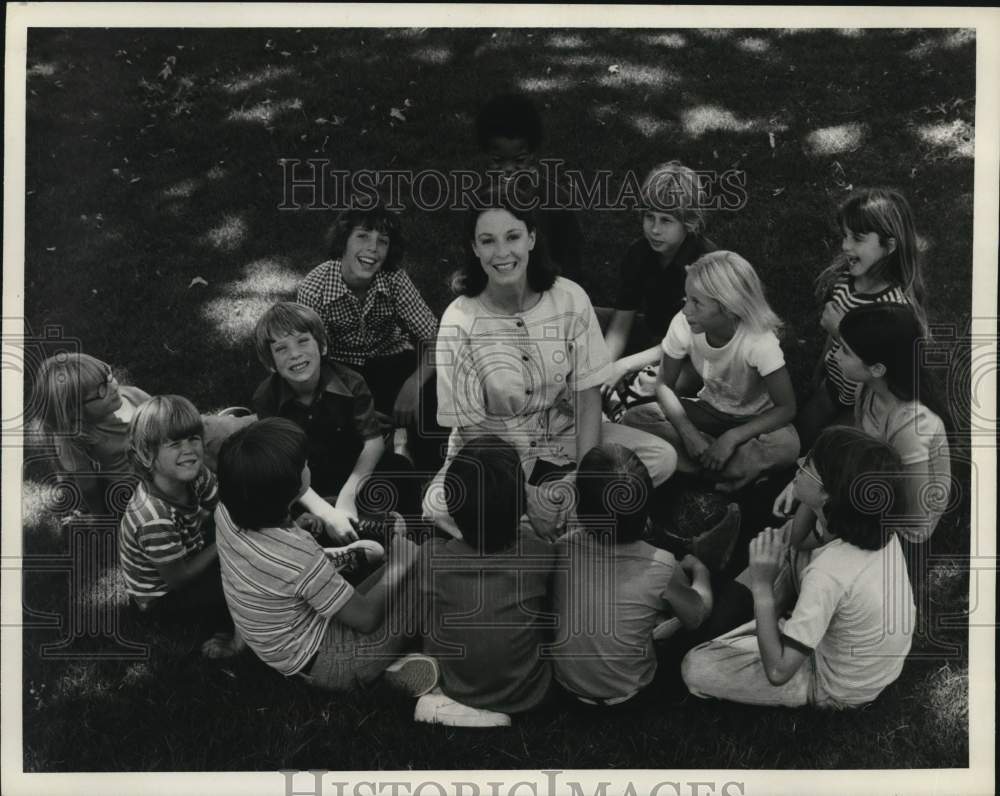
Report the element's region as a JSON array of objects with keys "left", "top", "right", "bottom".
[
  {"left": 661, "top": 312, "right": 785, "bottom": 417},
  {"left": 783, "top": 536, "right": 914, "bottom": 707},
  {"left": 435, "top": 276, "right": 610, "bottom": 467}
]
